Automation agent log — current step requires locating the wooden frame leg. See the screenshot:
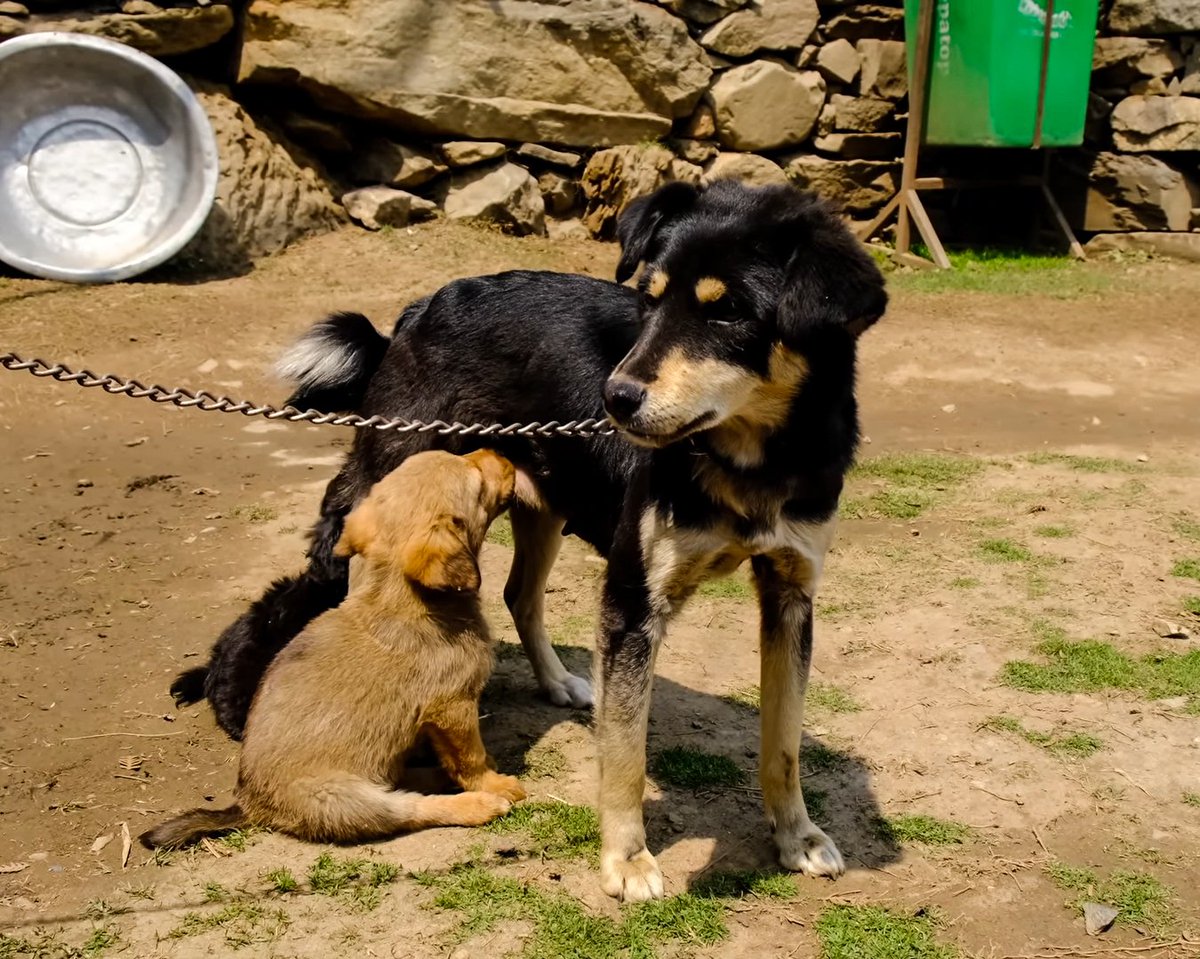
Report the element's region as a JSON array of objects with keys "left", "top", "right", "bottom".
[
  {"left": 904, "top": 191, "right": 951, "bottom": 269},
  {"left": 1041, "top": 183, "right": 1087, "bottom": 261}
]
